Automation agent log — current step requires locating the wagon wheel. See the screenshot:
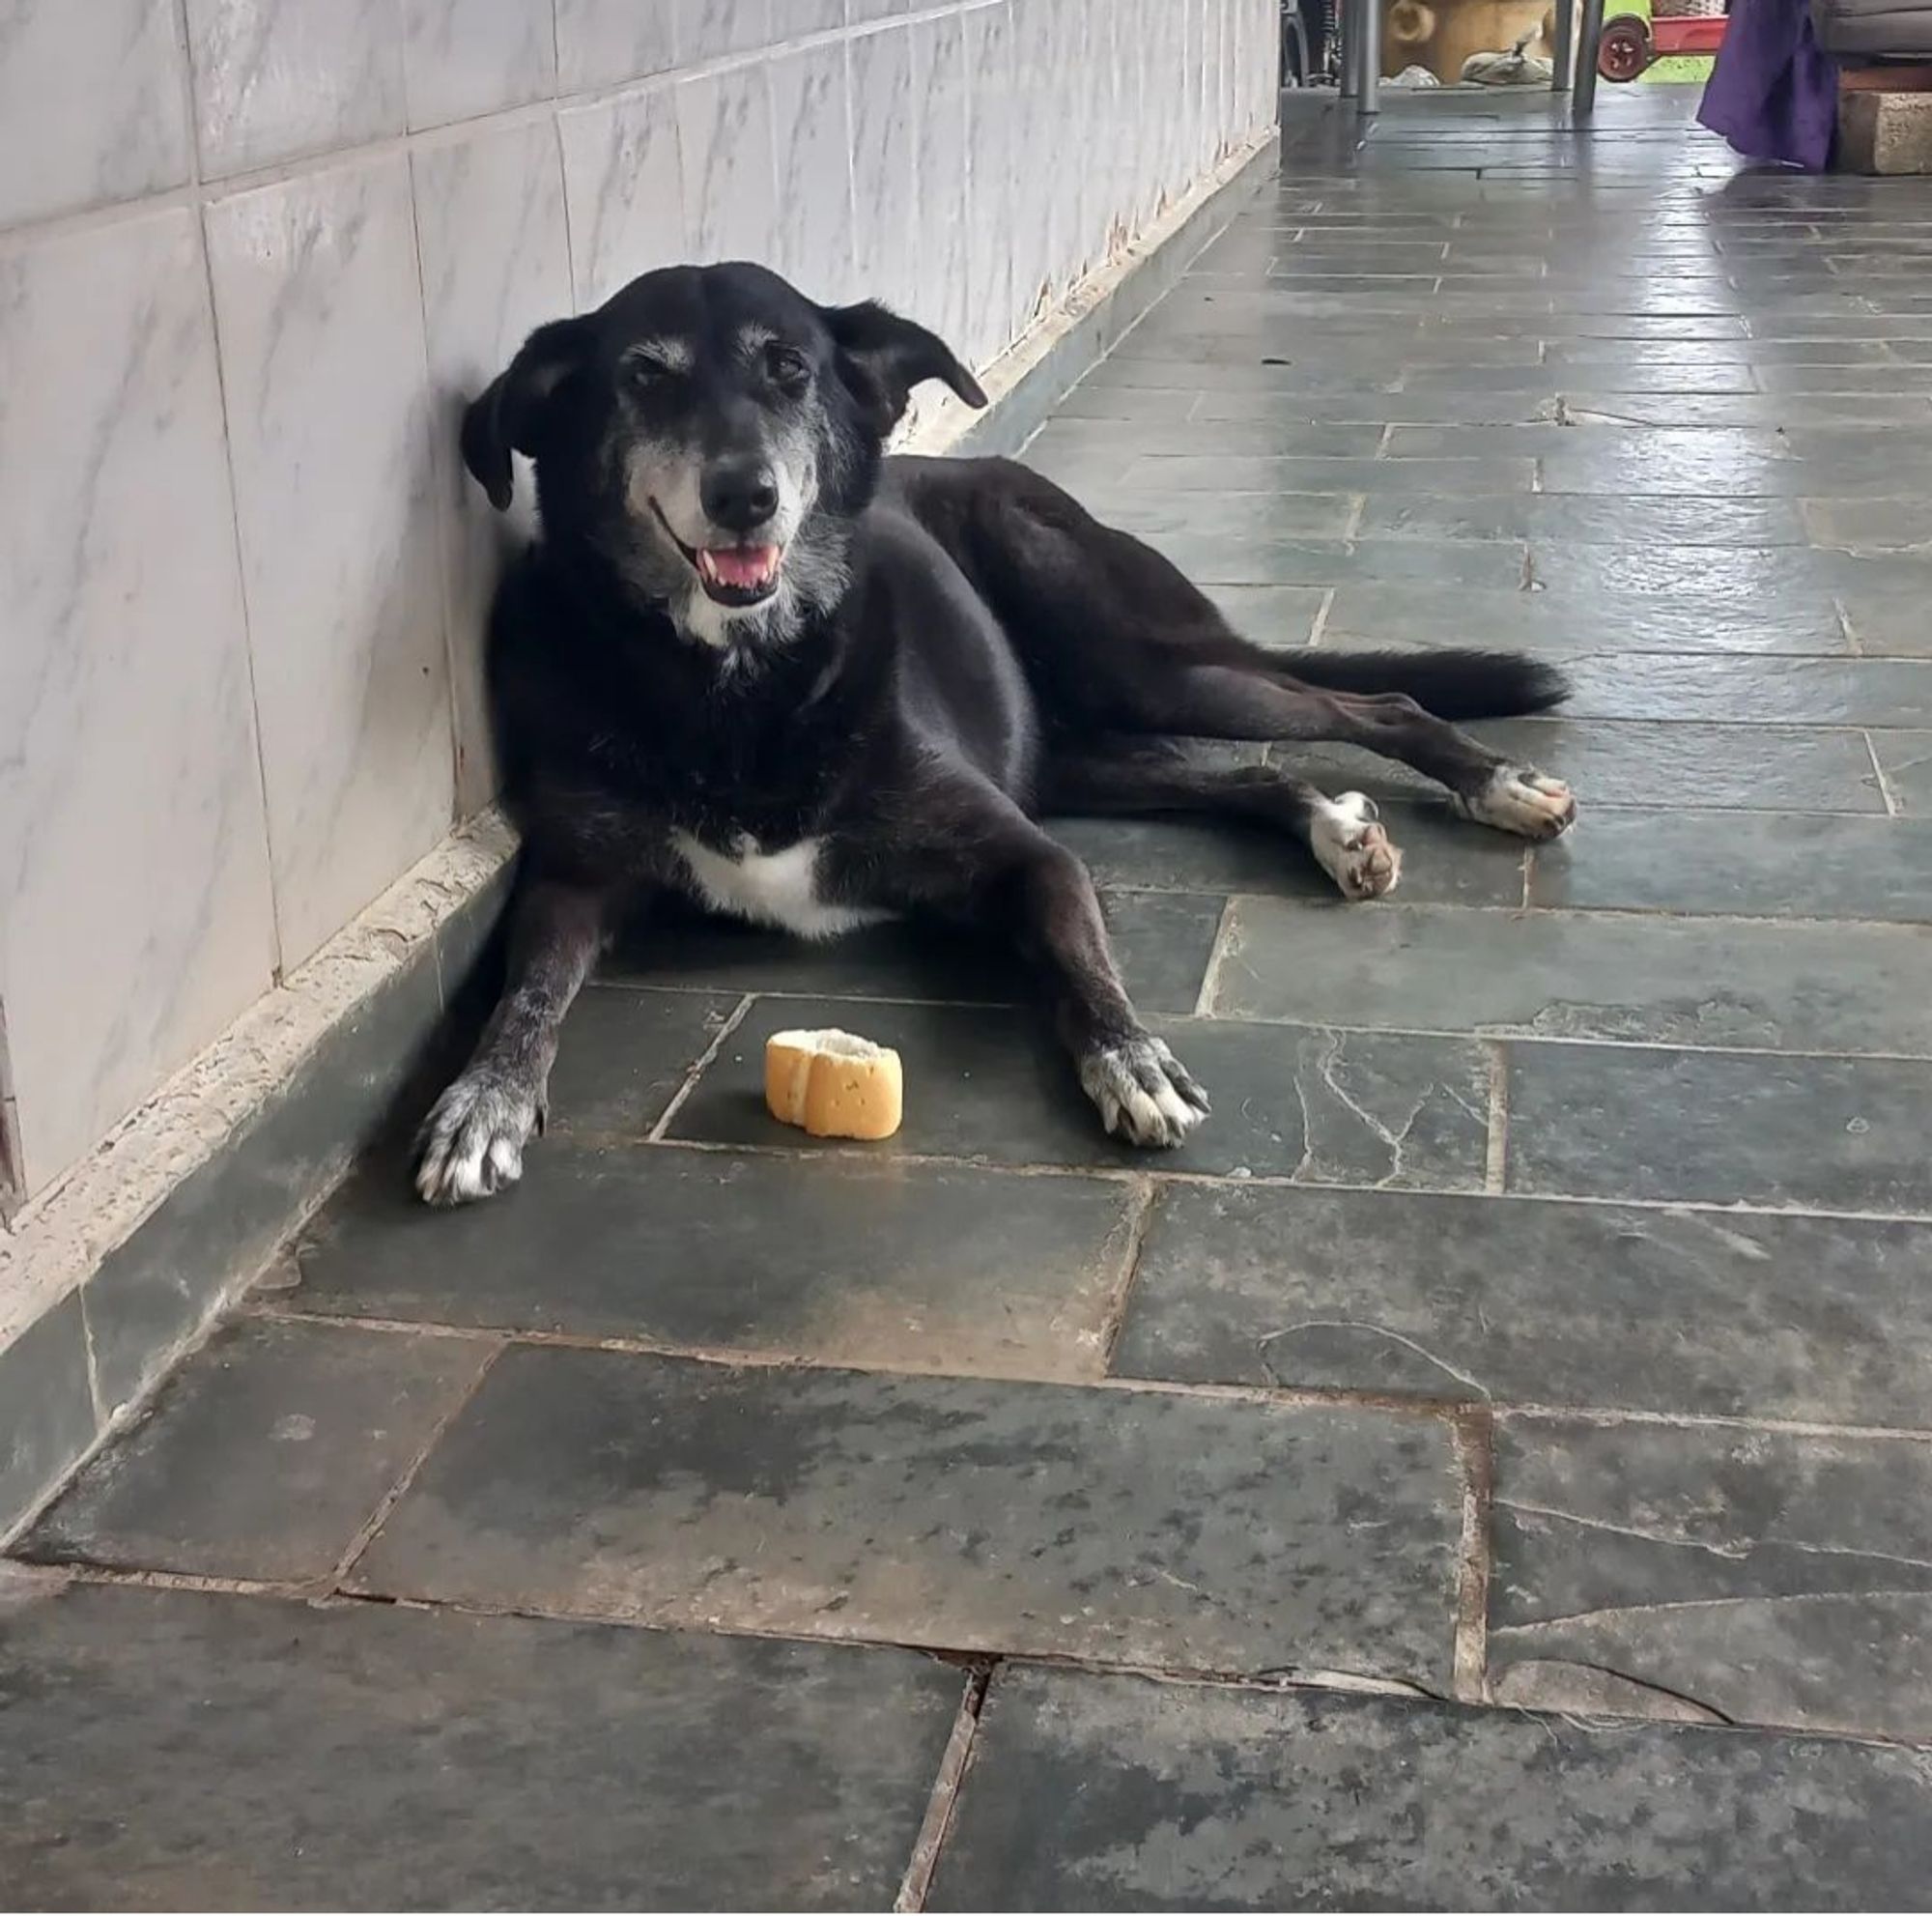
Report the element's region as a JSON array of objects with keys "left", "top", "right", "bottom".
[{"left": 1596, "top": 15, "right": 1653, "bottom": 80}]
